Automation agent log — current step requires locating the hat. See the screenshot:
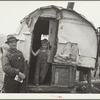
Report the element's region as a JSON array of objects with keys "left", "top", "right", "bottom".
[
  {"left": 41, "top": 34, "right": 48, "bottom": 40},
  {"left": 5, "top": 35, "right": 19, "bottom": 44}
]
